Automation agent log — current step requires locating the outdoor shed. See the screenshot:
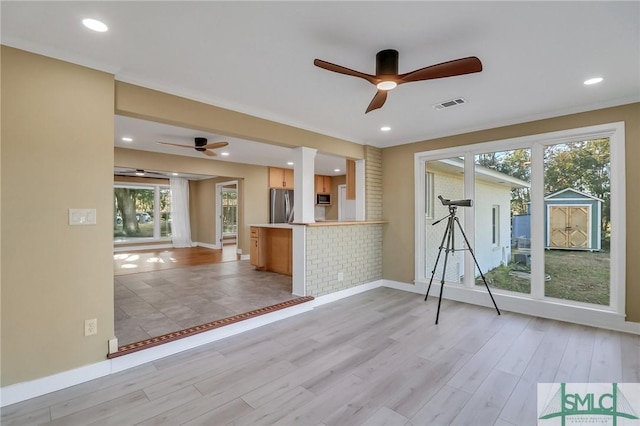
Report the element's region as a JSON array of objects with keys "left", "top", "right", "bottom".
[{"left": 545, "top": 188, "right": 603, "bottom": 251}]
